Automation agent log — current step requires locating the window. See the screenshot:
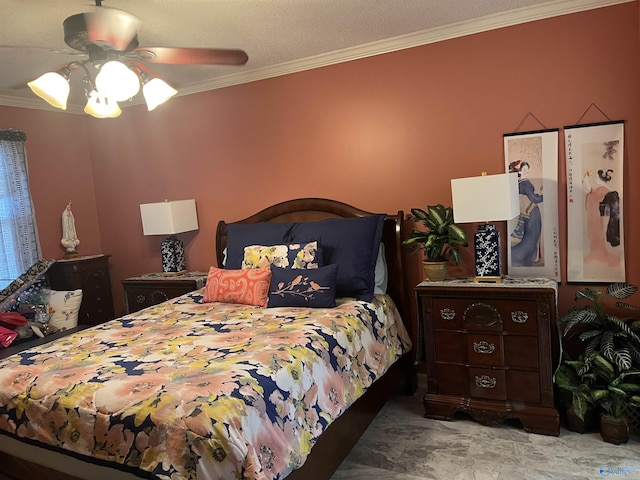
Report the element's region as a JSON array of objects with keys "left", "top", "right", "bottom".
[{"left": 0, "top": 130, "right": 41, "bottom": 289}]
